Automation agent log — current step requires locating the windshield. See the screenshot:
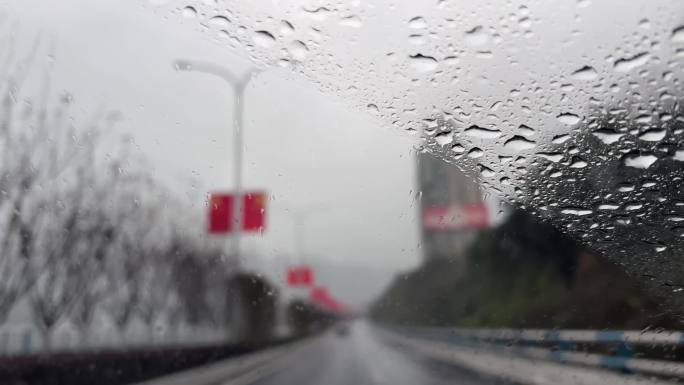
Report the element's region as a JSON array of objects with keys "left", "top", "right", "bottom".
[{"left": 1, "top": 1, "right": 683, "bottom": 385}]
